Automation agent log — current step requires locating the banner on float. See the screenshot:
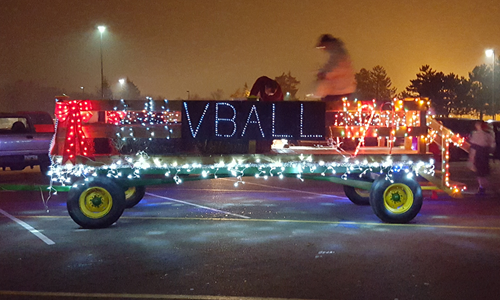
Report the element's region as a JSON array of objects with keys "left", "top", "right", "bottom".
[{"left": 181, "top": 101, "right": 325, "bottom": 140}]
